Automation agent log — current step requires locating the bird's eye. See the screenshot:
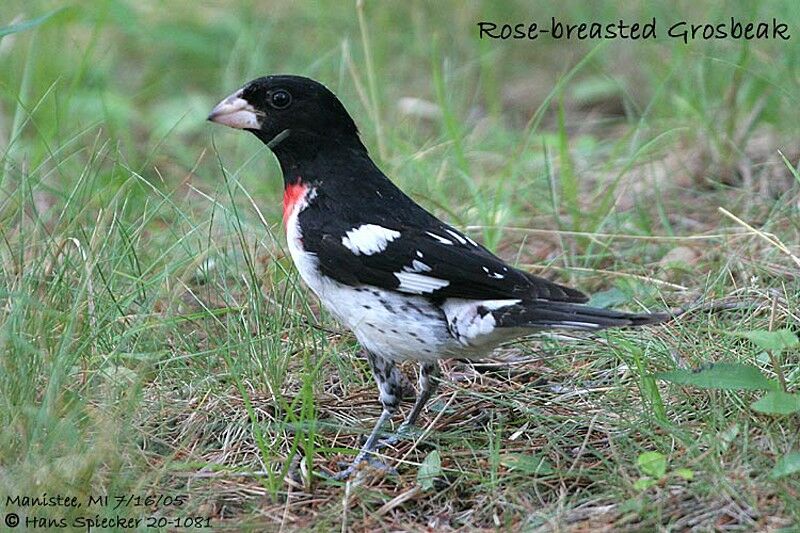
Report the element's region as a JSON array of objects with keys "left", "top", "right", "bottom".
[{"left": 270, "top": 90, "right": 292, "bottom": 109}]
